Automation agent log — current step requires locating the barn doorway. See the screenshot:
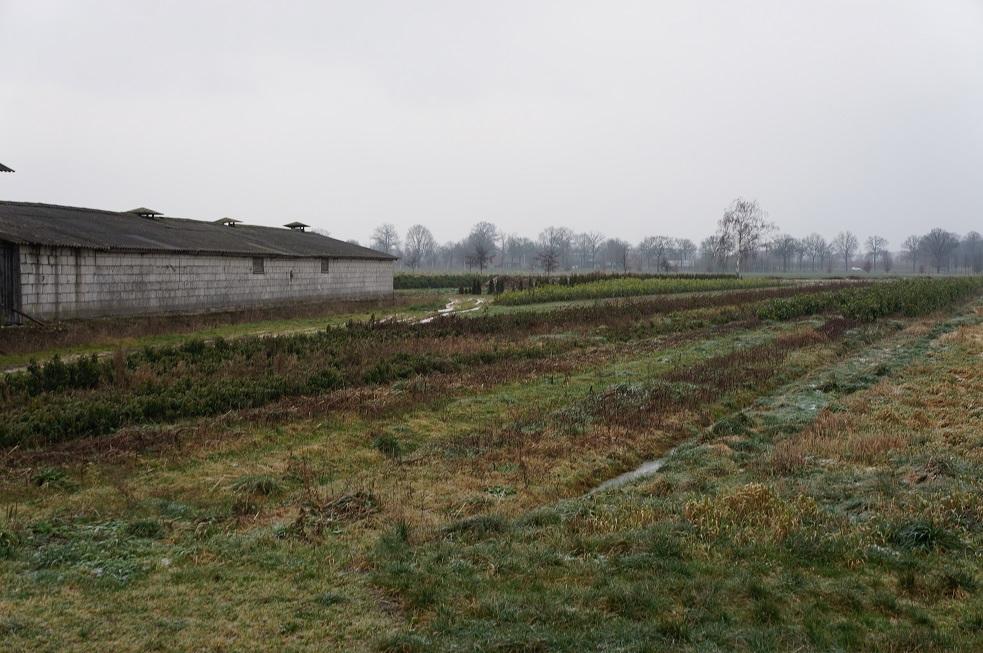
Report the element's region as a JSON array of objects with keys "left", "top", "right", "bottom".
[{"left": 1, "top": 242, "right": 22, "bottom": 325}]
